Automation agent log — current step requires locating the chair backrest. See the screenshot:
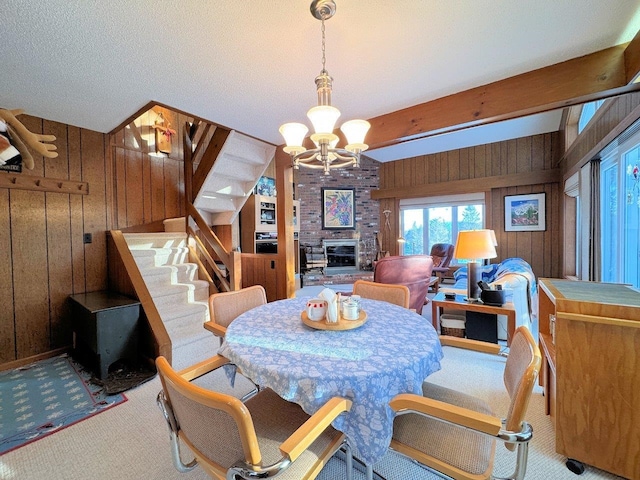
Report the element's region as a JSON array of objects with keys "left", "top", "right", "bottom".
[
  {"left": 429, "top": 243, "right": 455, "bottom": 269},
  {"left": 373, "top": 255, "right": 434, "bottom": 314},
  {"left": 209, "top": 285, "right": 267, "bottom": 329},
  {"left": 502, "top": 326, "right": 542, "bottom": 451},
  {"left": 352, "top": 280, "right": 410, "bottom": 309},
  {"left": 156, "top": 356, "right": 262, "bottom": 476}
]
